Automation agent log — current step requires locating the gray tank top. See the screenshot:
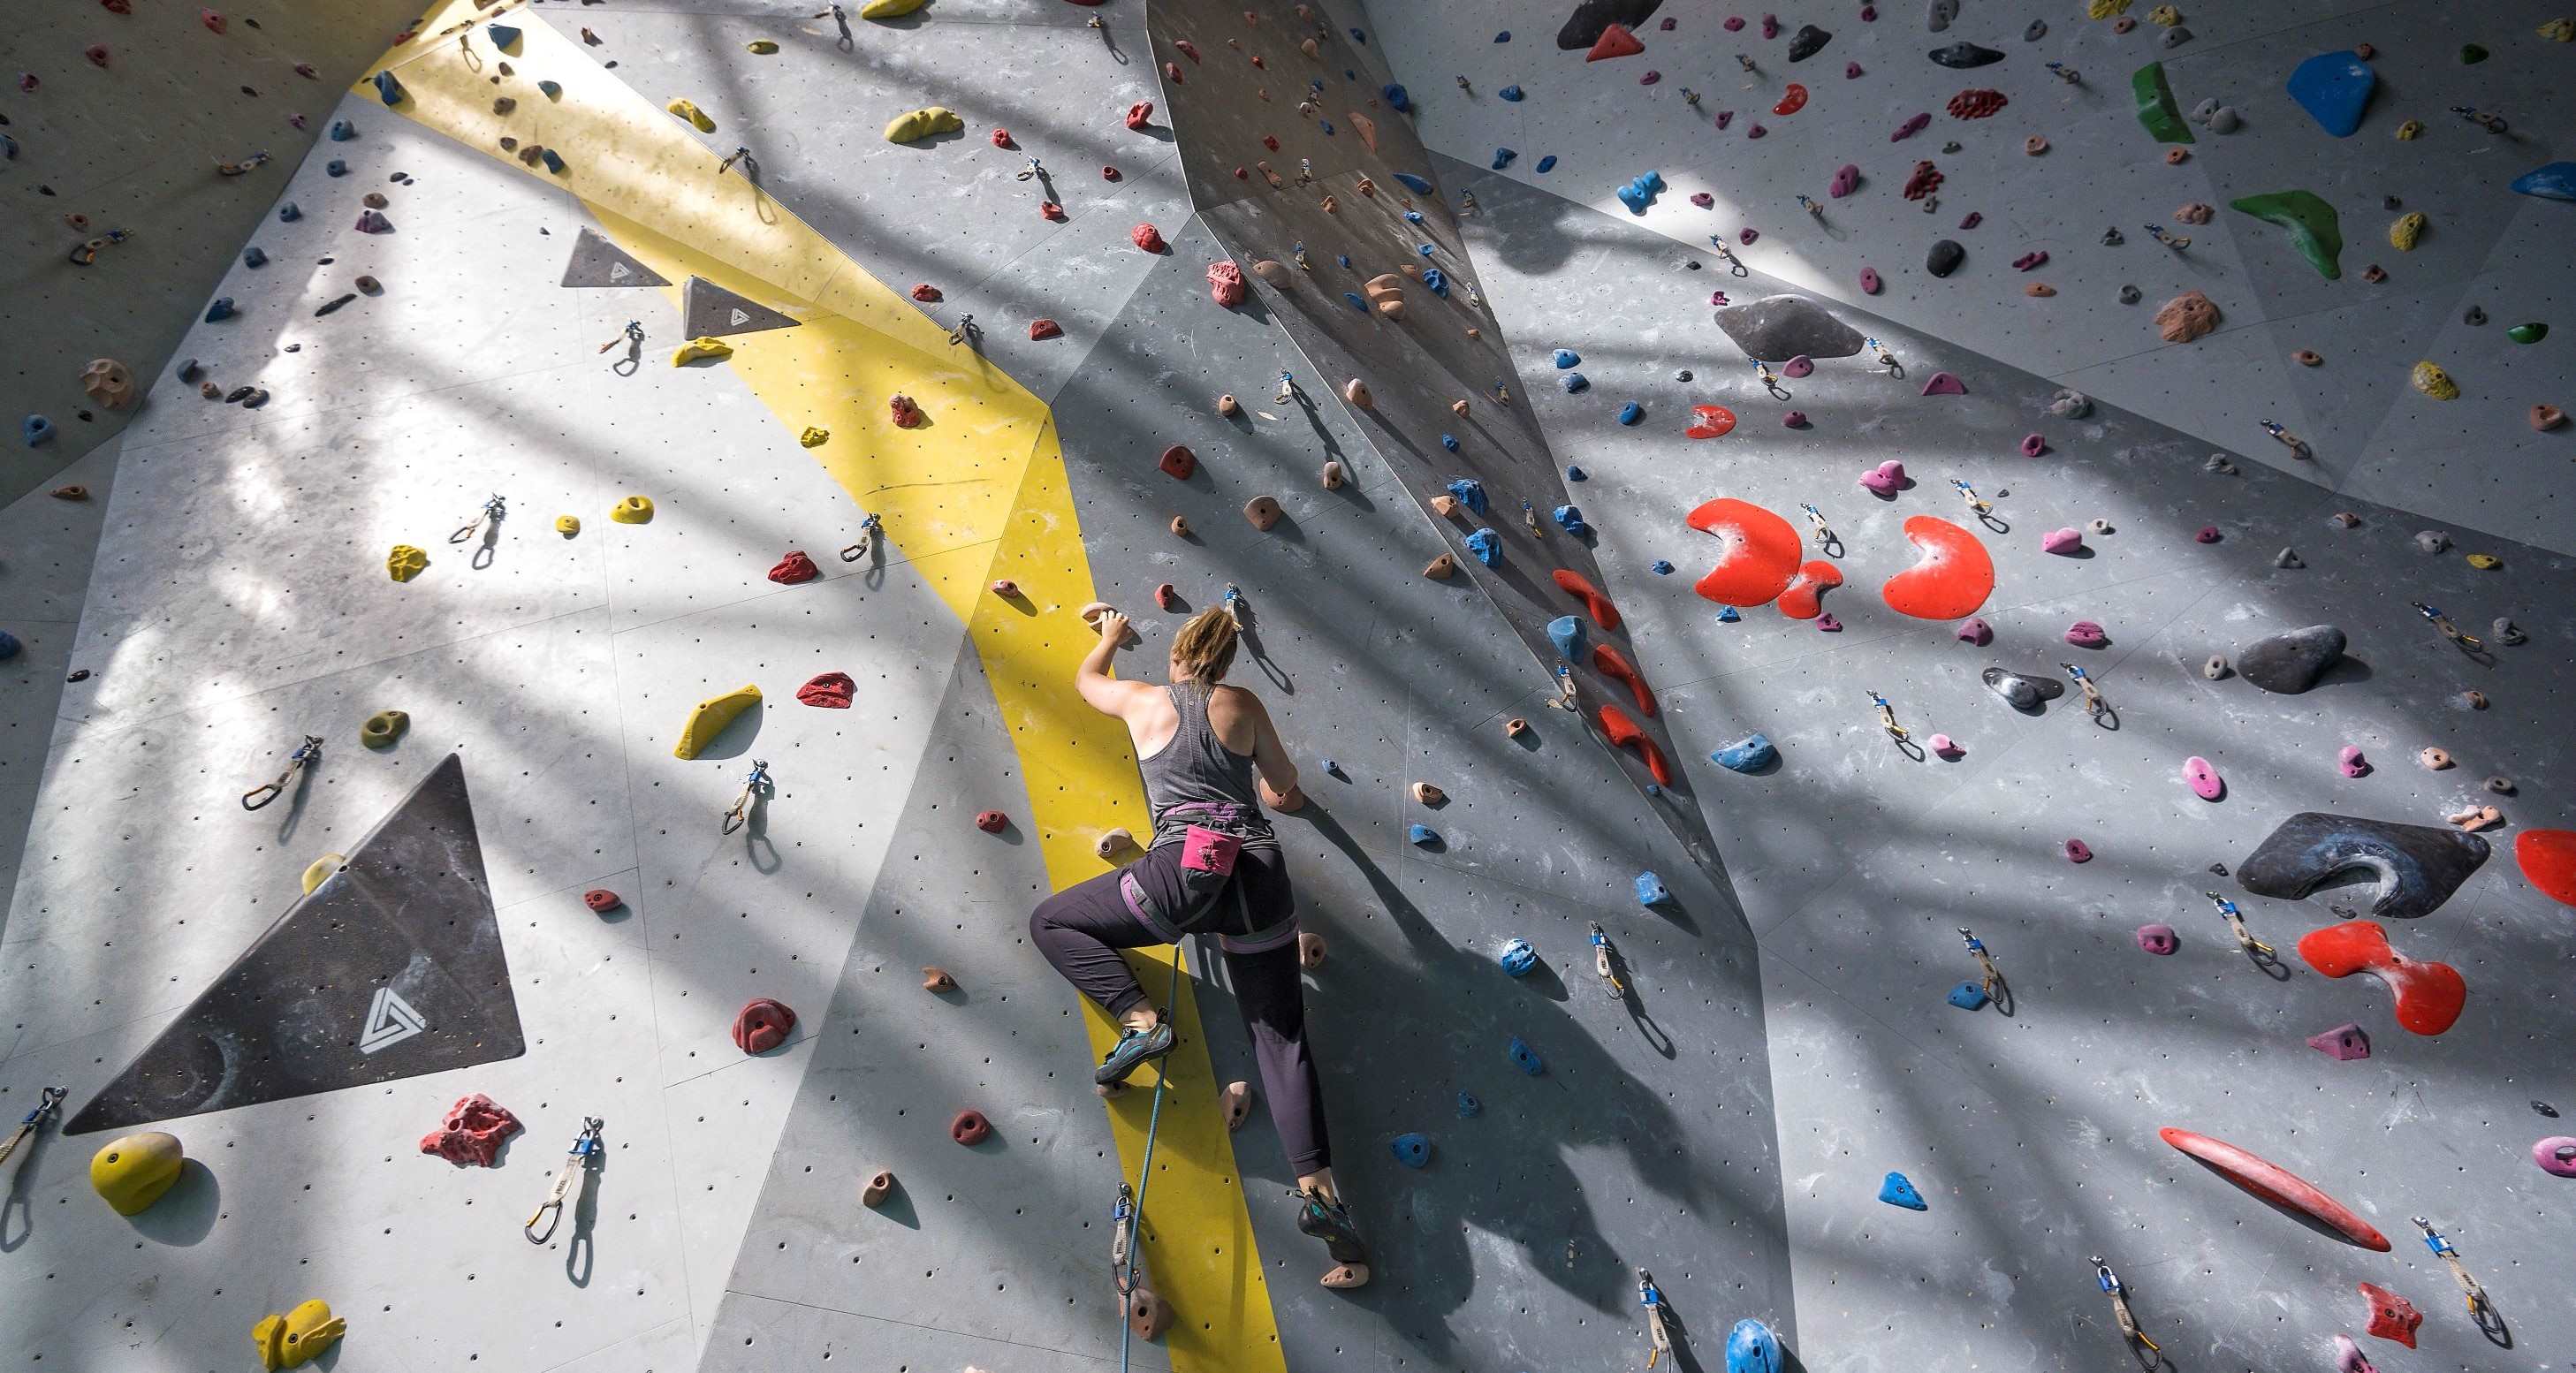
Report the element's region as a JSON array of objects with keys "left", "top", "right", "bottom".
[{"left": 1138, "top": 681, "right": 1261, "bottom": 822}]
